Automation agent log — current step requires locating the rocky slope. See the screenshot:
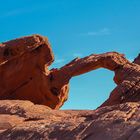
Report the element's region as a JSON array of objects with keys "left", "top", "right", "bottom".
[
  {"left": 0, "top": 100, "right": 140, "bottom": 140},
  {"left": 0, "top": 35, "right": 140, "bottom": 140}
]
